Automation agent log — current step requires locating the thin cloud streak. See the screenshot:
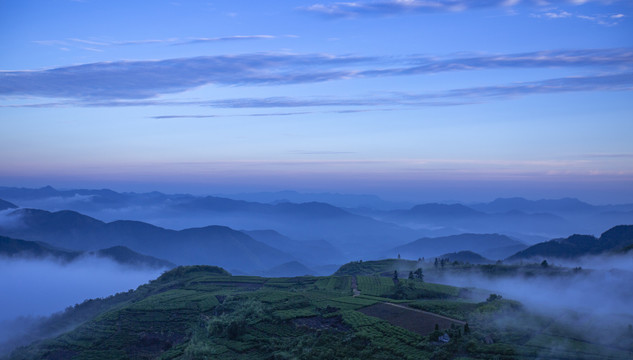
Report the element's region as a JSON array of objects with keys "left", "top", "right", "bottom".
[
  {"left": 530, "top": 8, "right": 627, "bottom": 26},
  {"left": 3, "top": 72, "right": 629, "bottom": 110},
  {"left": 173, "top": 35, "right": 278, "bottom": 45},
  {"left": 303, "top": 0, "right": 624, "bottom": 18},
  {"left": 1, "top": 48, "right": 631, "bottom": 101},
  {"left": 31, "top": 35, "right": 289, "bottom": 51}
]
